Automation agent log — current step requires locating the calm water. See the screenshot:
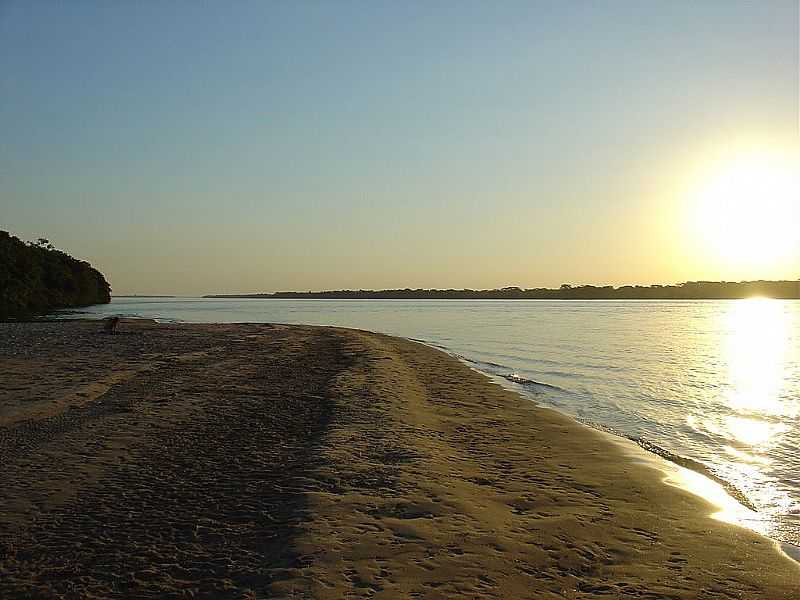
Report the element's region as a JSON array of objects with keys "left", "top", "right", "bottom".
[{"left": 66, "top": 297, "right": 800, "bottom": 550}]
